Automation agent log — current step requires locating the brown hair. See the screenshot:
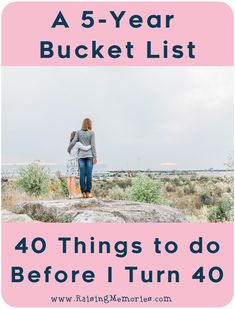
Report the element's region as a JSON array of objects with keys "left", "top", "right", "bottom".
[
  {"left": 70, "top": 131, "right": 76, "bottom": 142},
  {"left": 81, "top": 118, "right": 92, "bottom": 131}
]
